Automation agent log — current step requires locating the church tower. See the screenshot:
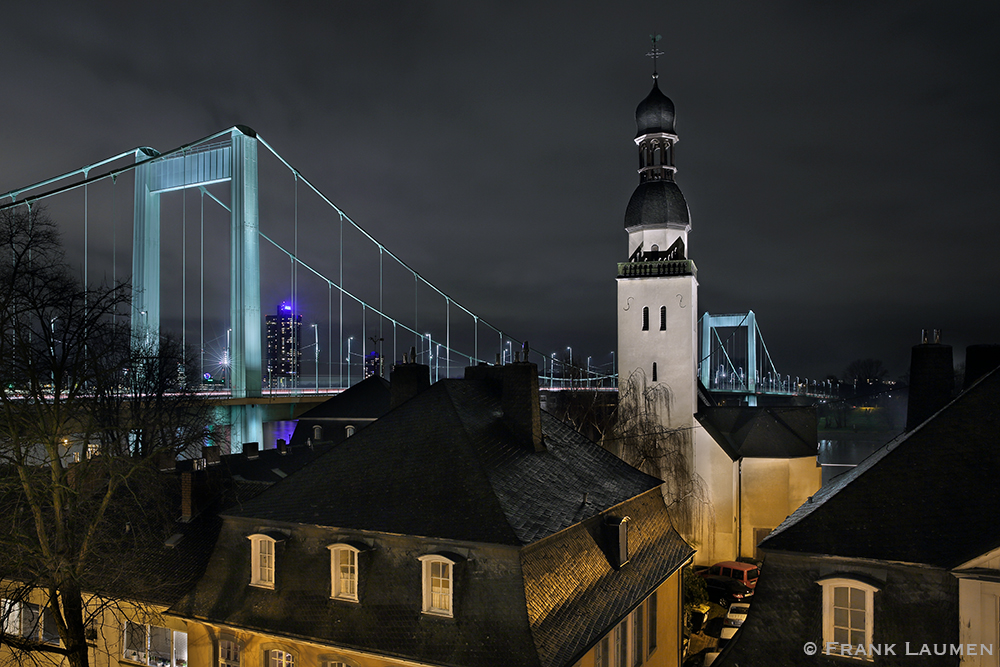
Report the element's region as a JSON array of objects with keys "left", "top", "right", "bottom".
[
  {"left": 615, "top": 53, "right": 711, "bottom": 553},
  {"left": 616, "top": 65, "right": 698, "bottom": 431}
]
